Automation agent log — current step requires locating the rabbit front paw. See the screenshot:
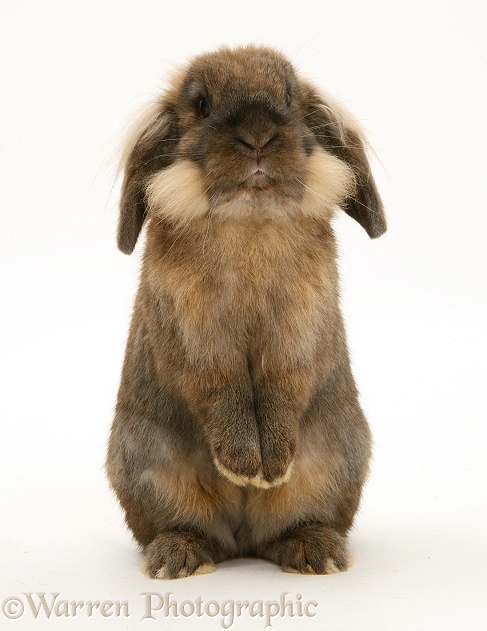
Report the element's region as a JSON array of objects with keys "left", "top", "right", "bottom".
[
  {"left": 259, "top": 434, "right": 296, "bottom": 488},
  {"left": 212, "top": 428, "right": 296, "bottom": 489},
  {"left": 212, "top": 433, "right": 295, "bottom": 489},
  {"left": 212, "top": 439, "right": 262, "bottom": 487}
]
